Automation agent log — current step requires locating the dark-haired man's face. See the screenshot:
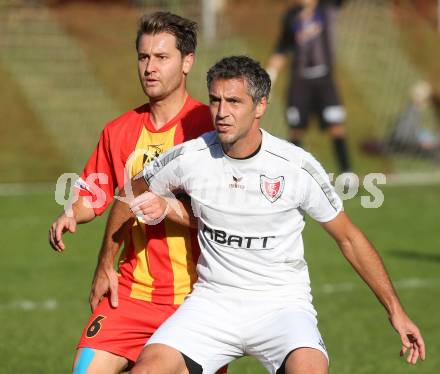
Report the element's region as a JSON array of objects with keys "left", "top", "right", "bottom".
[
  {"left": 209, "top": 77, "right": 266, "bottom": 157},
  {"left": 137, "top": 32, "right": 193, "bottom": 101}
]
